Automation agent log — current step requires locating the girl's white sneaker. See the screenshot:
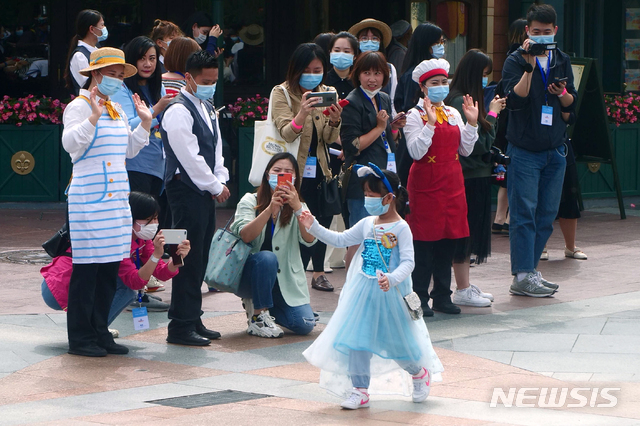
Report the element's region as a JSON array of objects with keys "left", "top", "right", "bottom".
[
  {"left": 340, "top": 388, "right": 370, "bottom": 409},
  {"left": 412, "top": 368, "right": 431, "bottom": 402}
]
